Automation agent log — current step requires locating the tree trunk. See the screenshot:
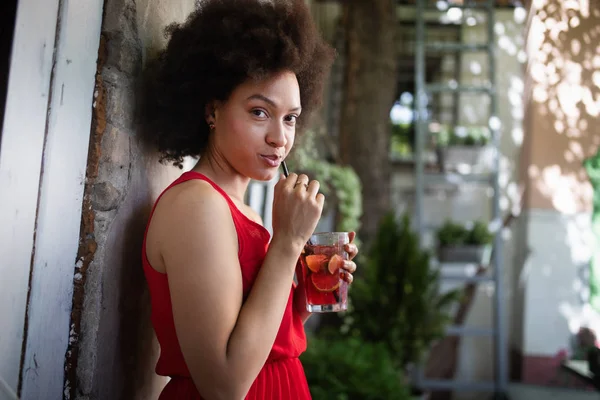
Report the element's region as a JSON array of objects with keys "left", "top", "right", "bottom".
[{"left": 339, "top": 0, "right": 398, "bottom": 245}]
